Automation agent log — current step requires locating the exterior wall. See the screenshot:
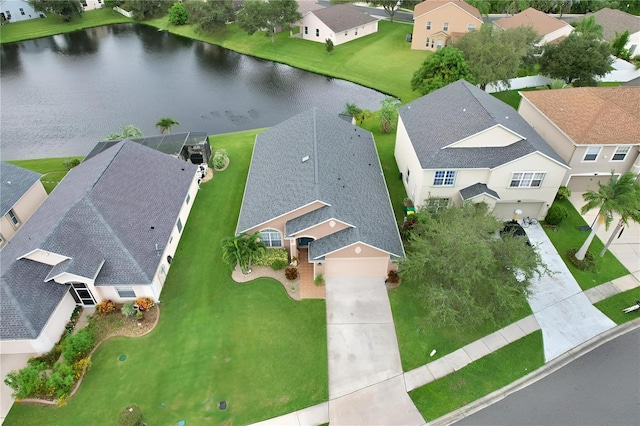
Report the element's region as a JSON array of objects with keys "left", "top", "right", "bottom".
[
  {"left": 566, "top": 145, "right": 638, "bottom": 182},
  {"left": 417, "top": 168, "right": 491, "bottom": 206},
  {"left": 411, "top": 3, "right": 482, "bottom": 51},
  {"left": 93, "top": 284, "right": 155, "bottom": 304},
  {"left": 0, "top": 0, "right": 42, "bottom": 23},
  {"left": 323, "top": 243, "right": 390, "bottom": 278},
  {"left": 628, "top": 31, "right": 640, "bottom": 57},
  {"left": 291, "top": 219, "right": 351, "bottom": 241},
  {"left": 299, "top": 14, "right": 378, "bottom": 46},
  {"left": 451, "top": 126, "right": 522, "bottom": 148},
  {"left": 394, "top": 116, "right": 426, "bottom": 204},
  {"left": 83, "top": 0, "right": 104, "bottom": 12},
  {"left": 518, "top": 98, "right": 575, "bottom": 162},
  {"left": 542, "top": 24, "right": 573, "bottom": 44},
  {"left": 0, "top": 180, "right": 47, "bottom": 245},
  {"left": 332, "top": 21, "right": 378, "bottom": 46}
]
